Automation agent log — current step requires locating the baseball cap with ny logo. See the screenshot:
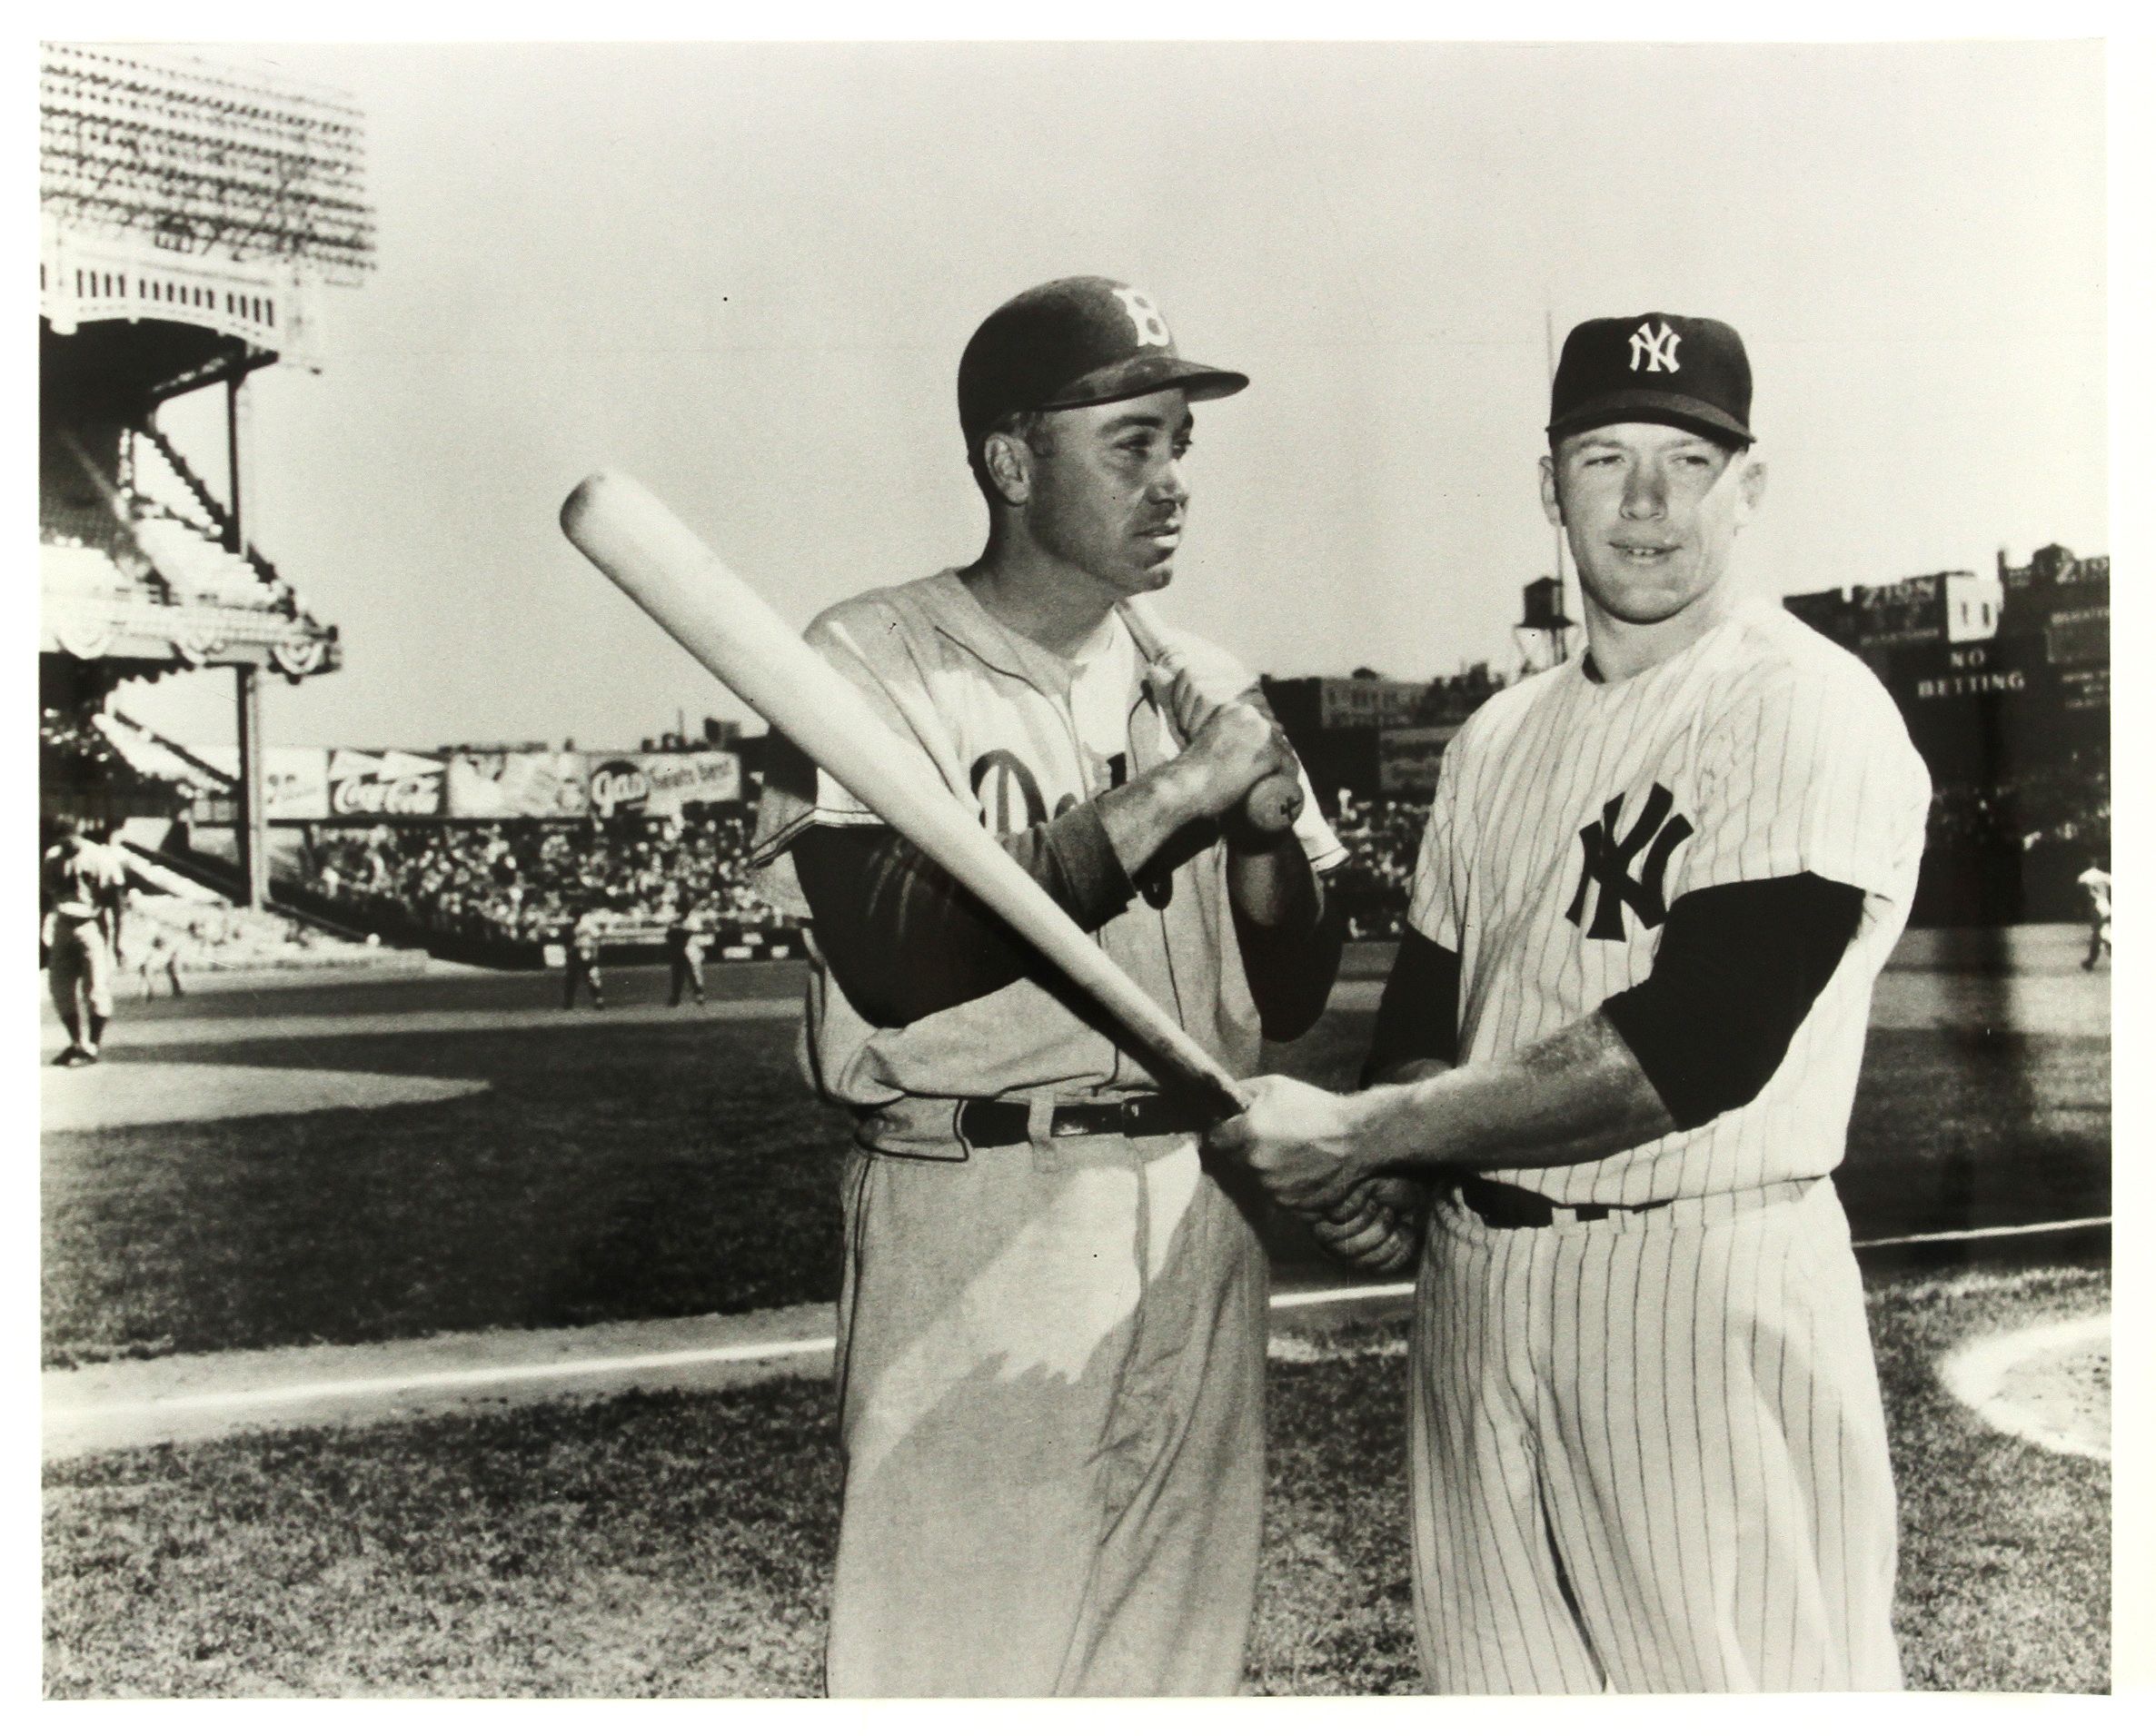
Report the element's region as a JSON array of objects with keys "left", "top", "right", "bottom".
[{"left": 1547, "top": 312, "right": 1753, "bottom": 446}]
